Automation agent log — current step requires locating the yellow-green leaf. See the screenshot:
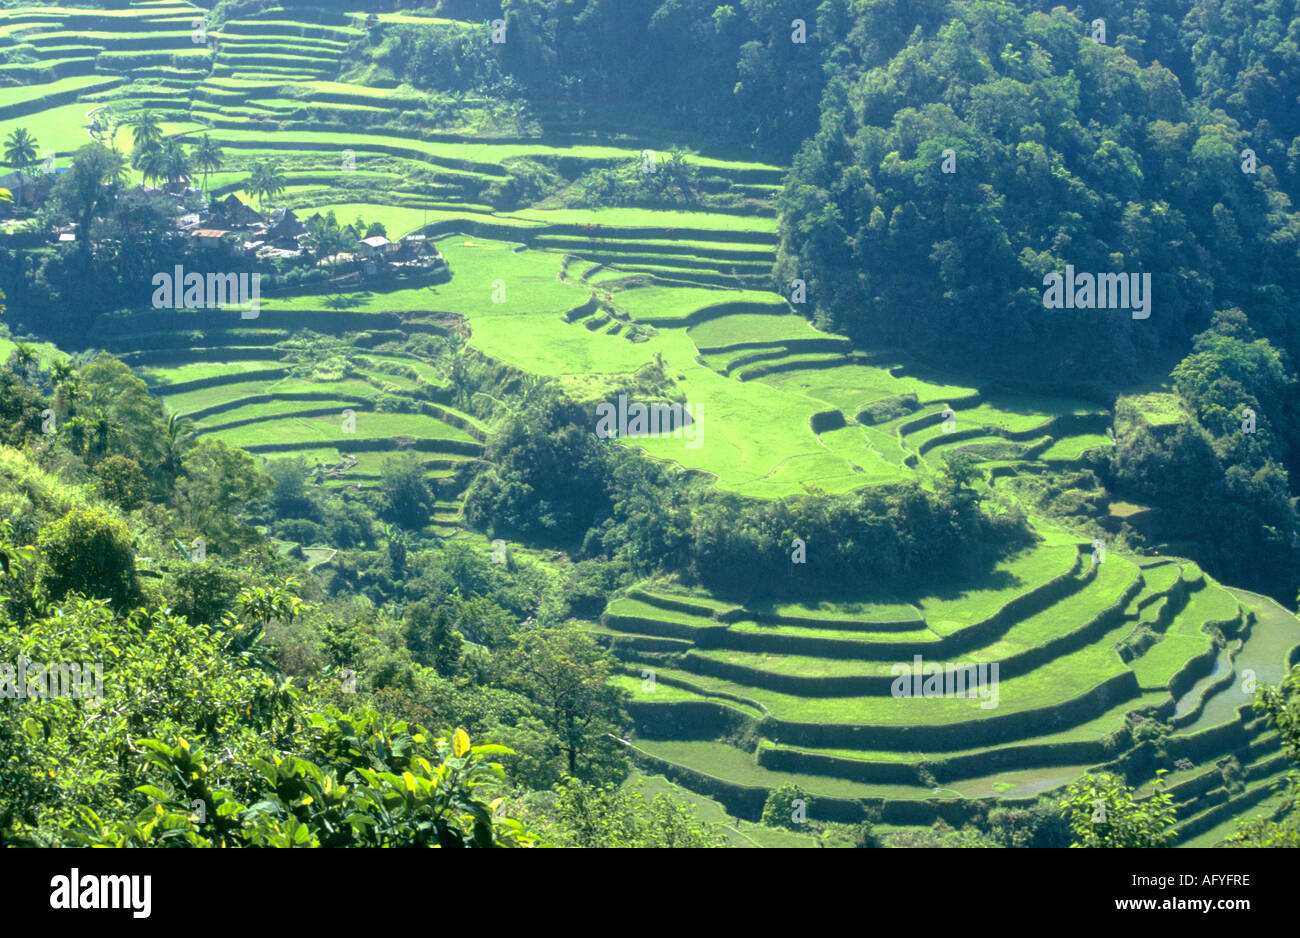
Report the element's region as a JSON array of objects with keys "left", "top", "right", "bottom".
[{"left": 453, "top": 728, "right": 470, "bottom": 757}]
